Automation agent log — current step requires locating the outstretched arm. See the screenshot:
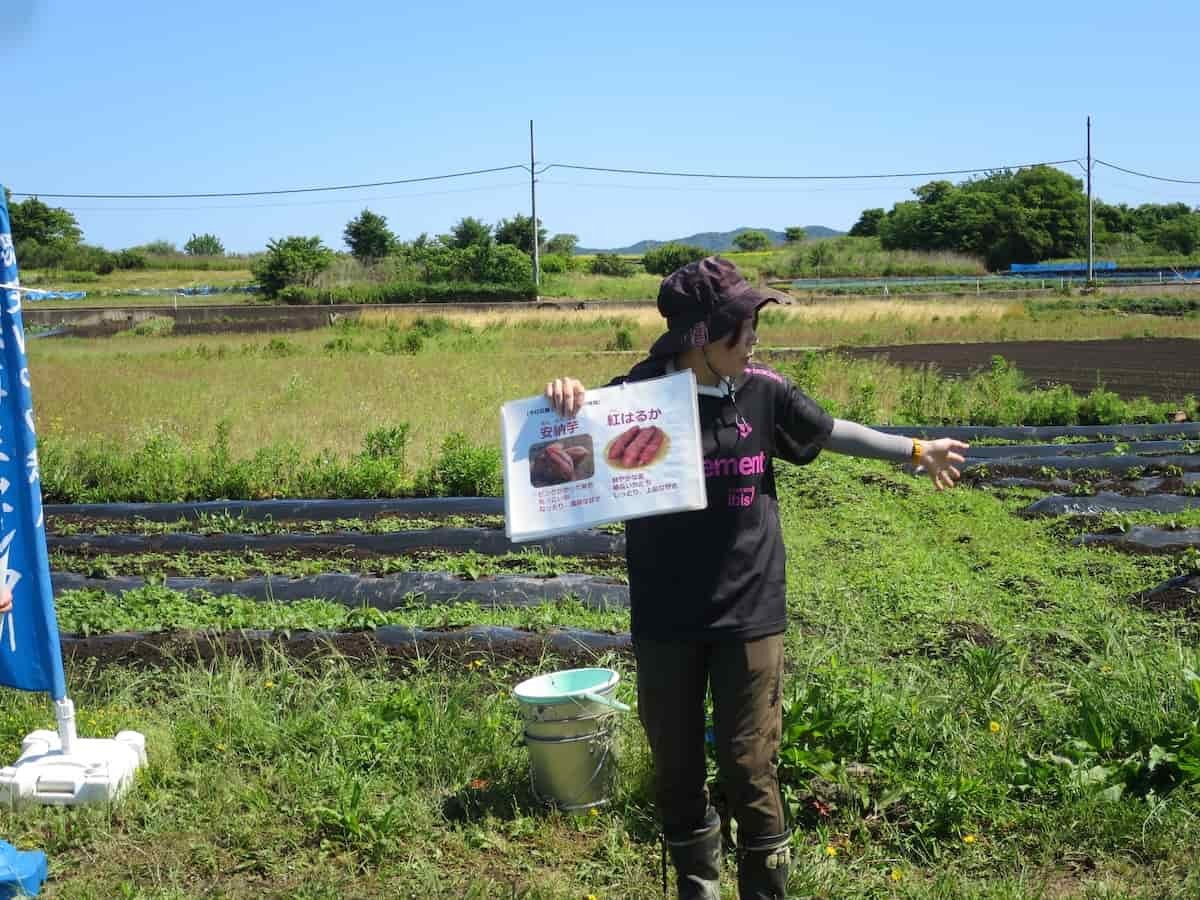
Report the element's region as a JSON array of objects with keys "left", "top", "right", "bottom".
[{"left": 823, "top": 419, "right": 968, "bottom": 490}]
